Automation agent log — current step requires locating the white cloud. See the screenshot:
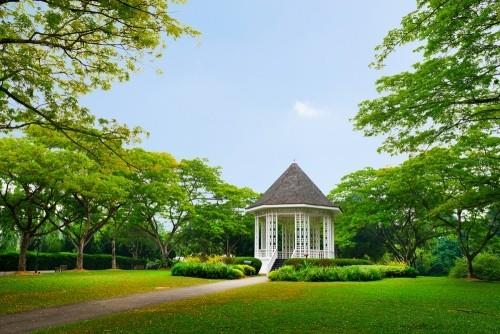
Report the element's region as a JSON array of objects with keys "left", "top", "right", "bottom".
[{"left": 293, "top": 101, "right": 324, "bottom": 119}]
